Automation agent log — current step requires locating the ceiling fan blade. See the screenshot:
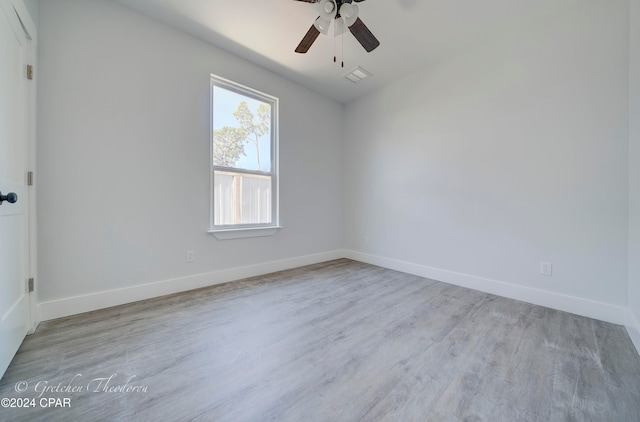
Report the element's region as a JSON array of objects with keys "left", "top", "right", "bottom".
[
  {"left": 348, "top": 17, "right": 380, "bottom": 52},
  {"left": 295, "top": 22, "right": 321, "bottom": 53}
]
